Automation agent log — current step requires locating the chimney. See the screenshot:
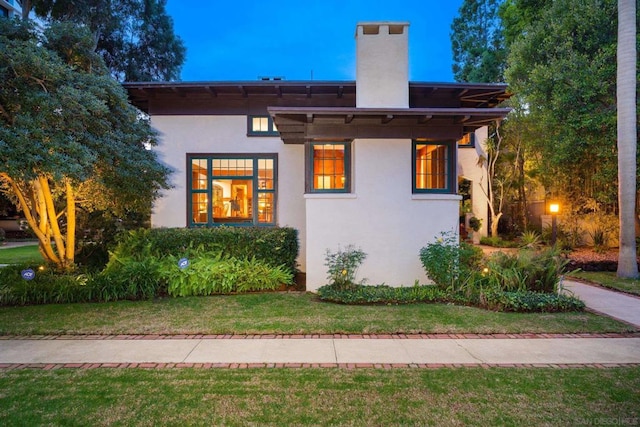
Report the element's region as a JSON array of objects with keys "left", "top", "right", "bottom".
[{"left": 355, "top": 22, "right": 410, "bottom": 108}]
